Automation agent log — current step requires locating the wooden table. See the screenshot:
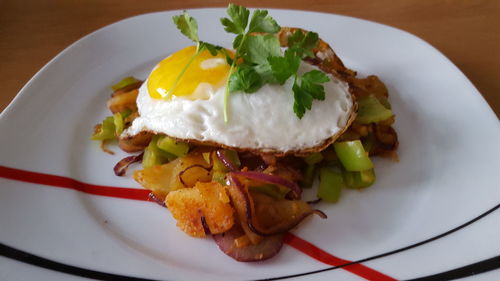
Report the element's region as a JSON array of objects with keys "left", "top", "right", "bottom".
[{"left": 1, "top": 0, "right": 499, "bottom": 117}]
